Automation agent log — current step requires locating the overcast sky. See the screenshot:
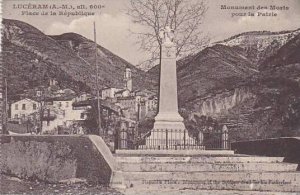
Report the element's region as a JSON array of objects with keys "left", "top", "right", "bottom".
[{"left": 3, "top": 0, "right": 300, "bottom": 66}]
